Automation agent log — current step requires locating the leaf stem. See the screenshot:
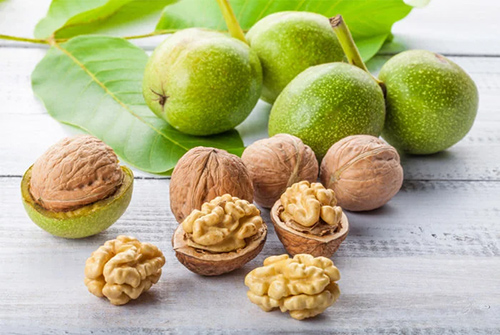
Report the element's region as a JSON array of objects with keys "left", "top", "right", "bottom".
[
  {"left": 330, "top": 15, "right": 385, "bottom": 89},
  {"left": 0, "top": 34, "right": 49, "bottom": 44},
  {"left": 215, "top": 0, "right": 247, "bottom": 44}
]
